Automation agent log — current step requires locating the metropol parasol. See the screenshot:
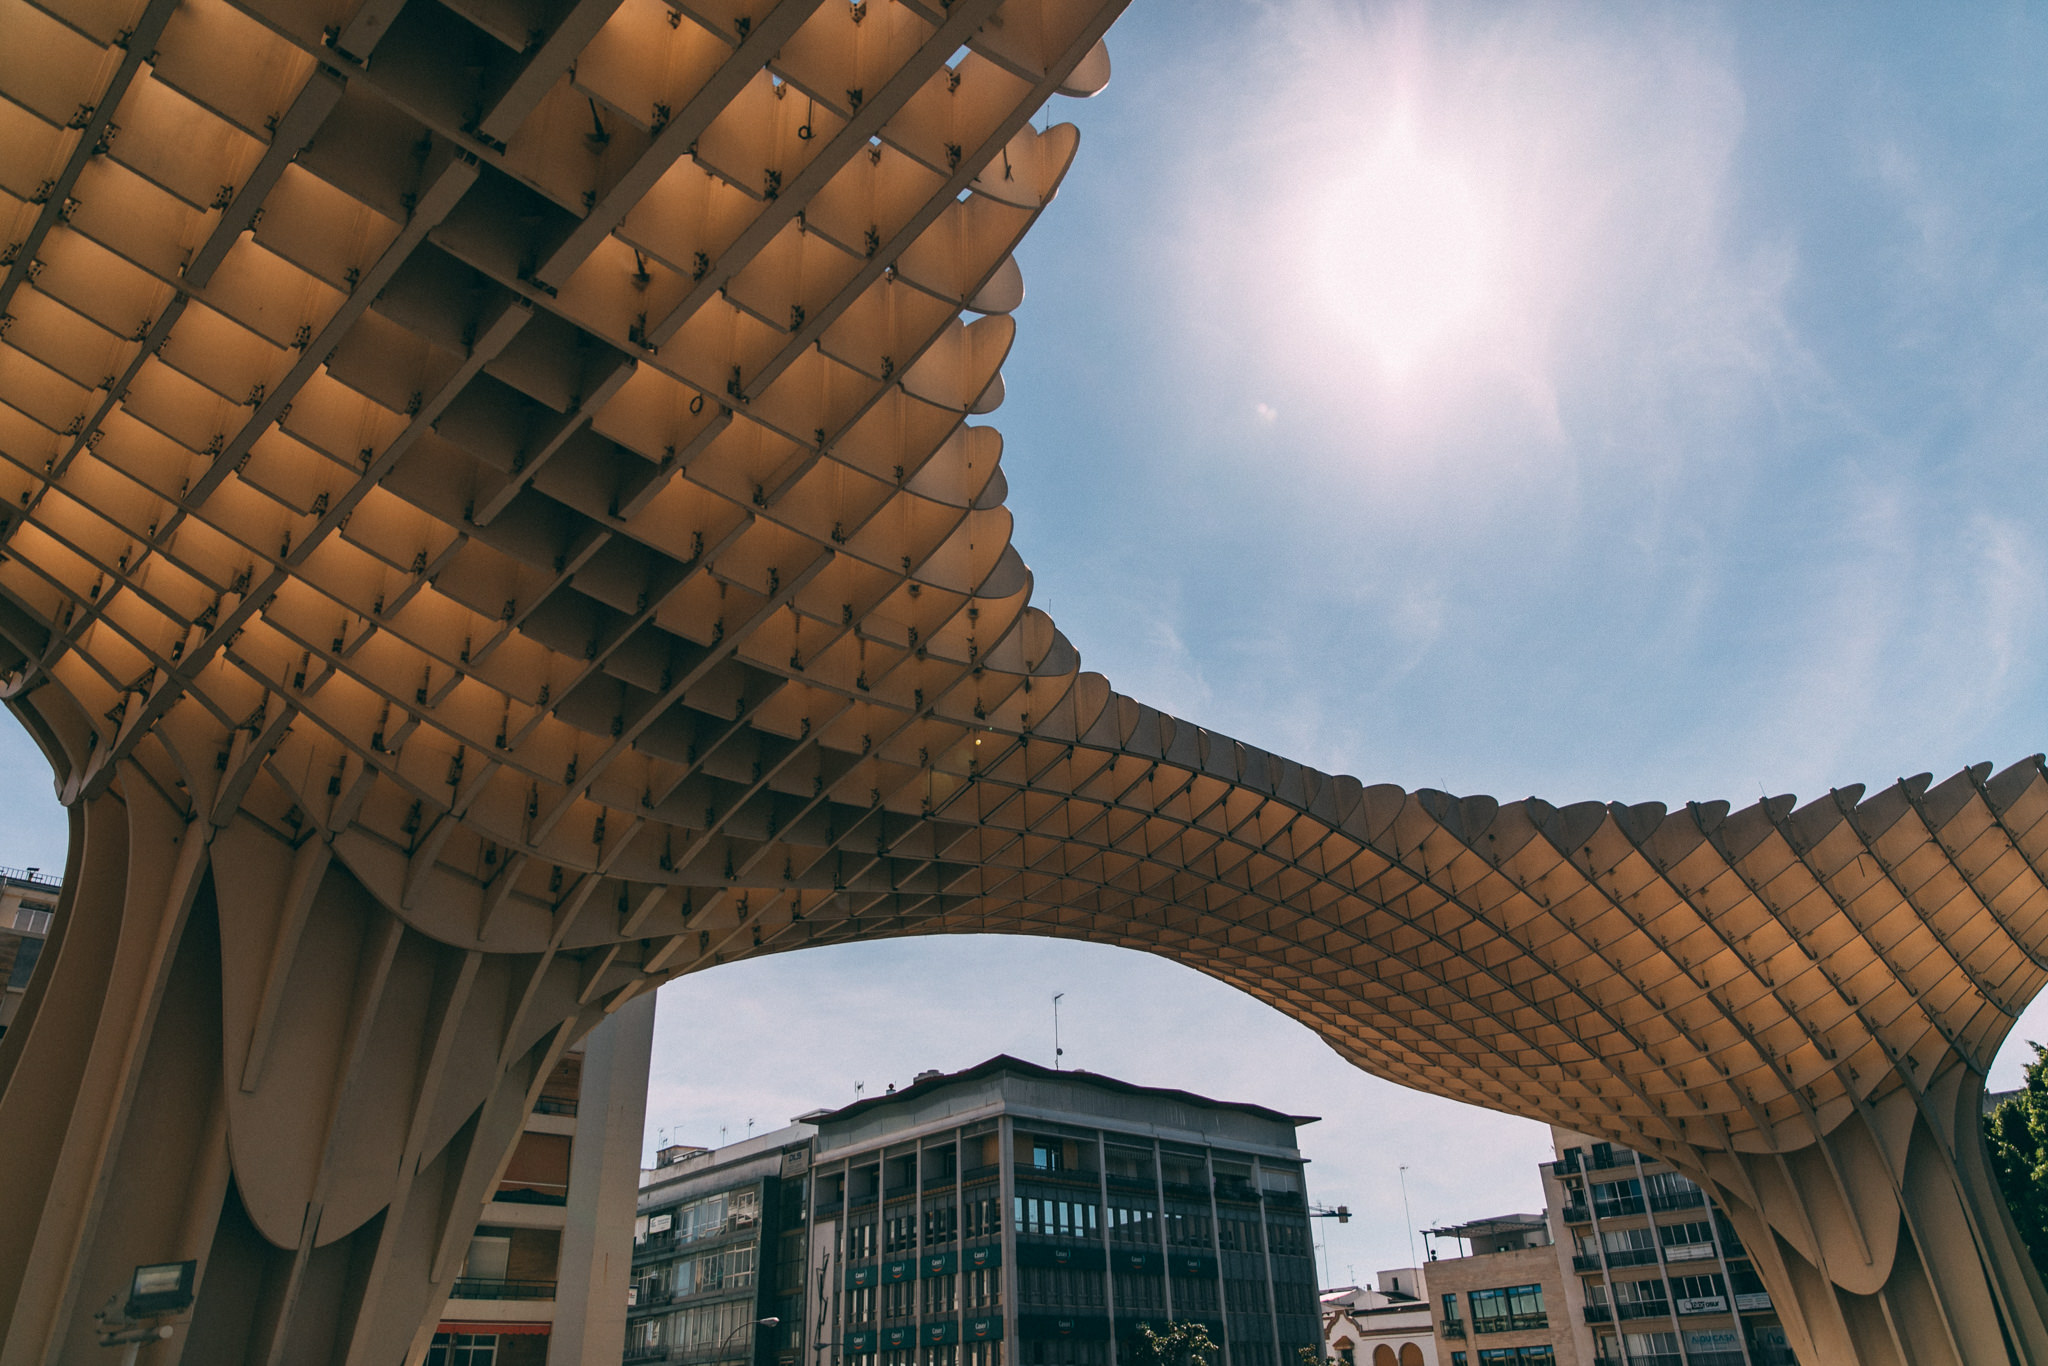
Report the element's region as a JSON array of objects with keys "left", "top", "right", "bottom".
[{"left": 0, "top": 0, "right": 2044, "bottom": 1362}]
